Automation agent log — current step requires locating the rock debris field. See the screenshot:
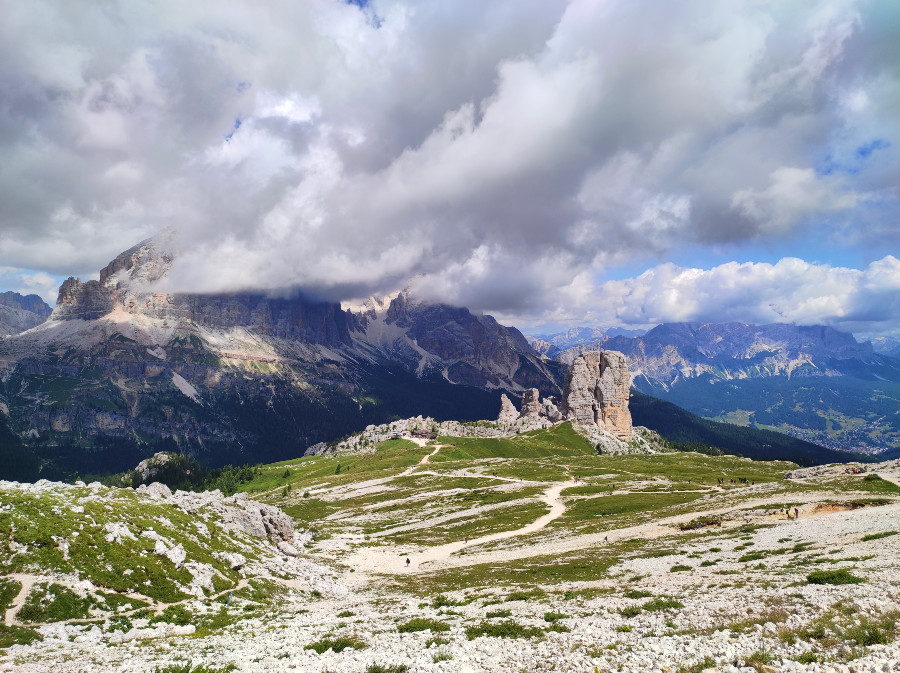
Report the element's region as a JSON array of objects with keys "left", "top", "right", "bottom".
[{"left": 2, "top": 423, "right": 900, "bottom": 673}]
